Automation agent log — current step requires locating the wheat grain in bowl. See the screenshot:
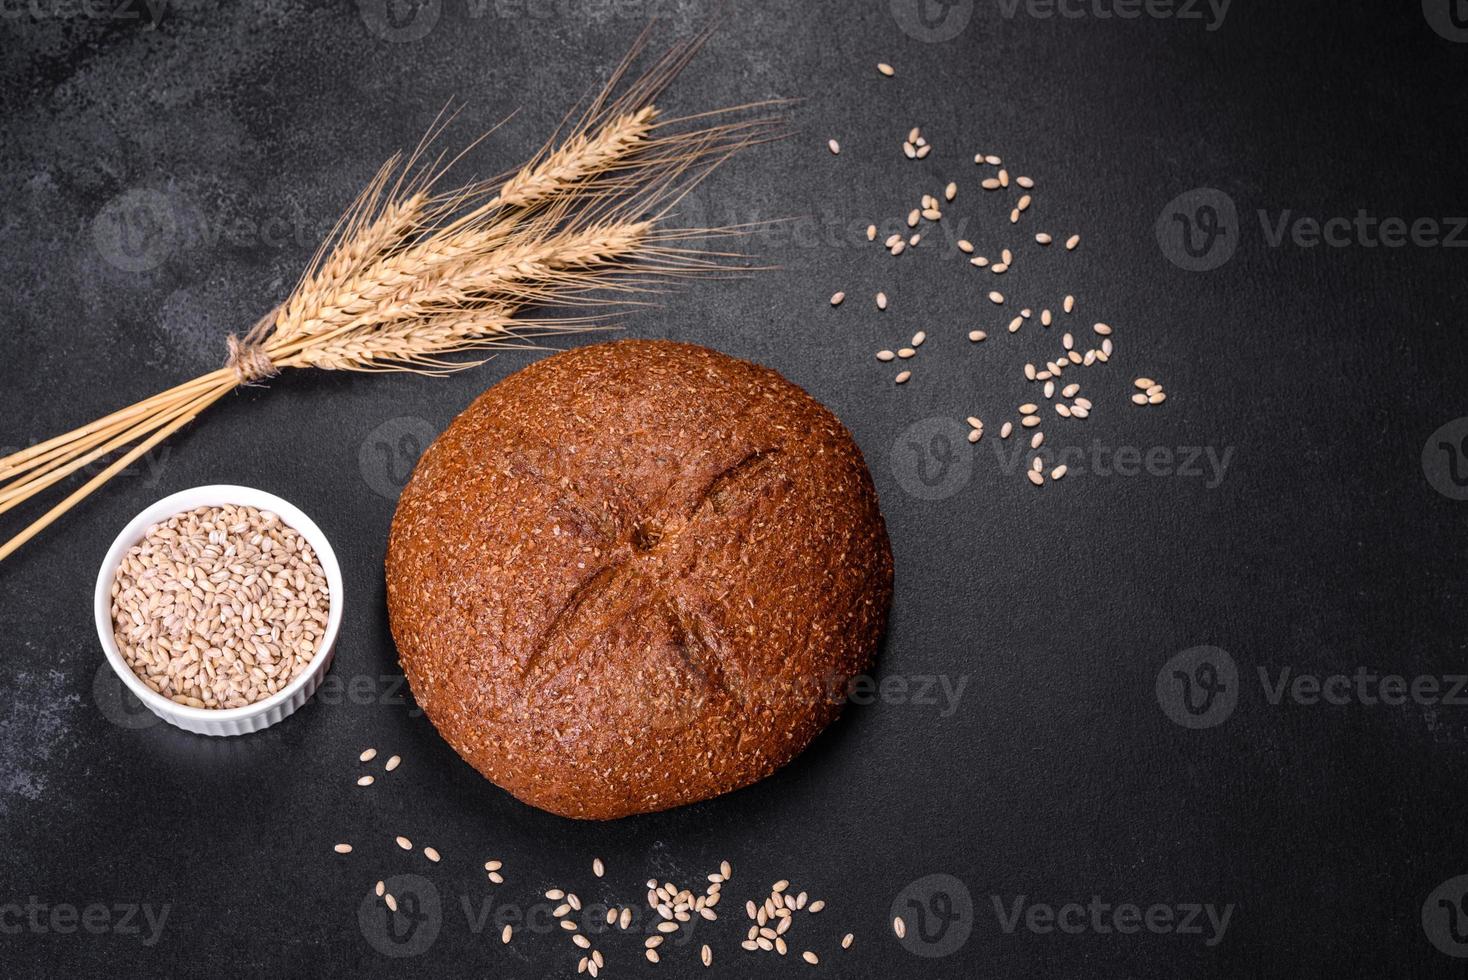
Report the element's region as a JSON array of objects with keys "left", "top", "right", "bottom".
[{"left": 108, "top": 503, "right": 329, "bottom": 709}]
